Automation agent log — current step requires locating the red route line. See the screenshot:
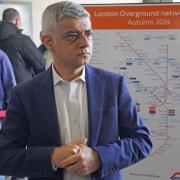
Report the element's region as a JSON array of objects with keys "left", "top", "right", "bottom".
[{"left": 171, "top": 172, "right": 180, "bottom": 179}]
